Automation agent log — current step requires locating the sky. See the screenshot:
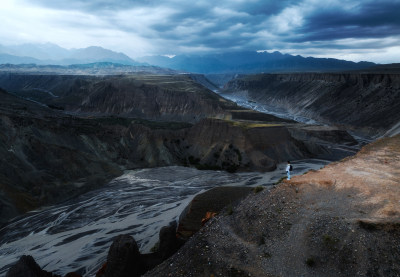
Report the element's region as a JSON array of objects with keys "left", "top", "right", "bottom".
[{"left": 1, "top": 0, "right": 400, "bottom": 63}]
